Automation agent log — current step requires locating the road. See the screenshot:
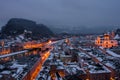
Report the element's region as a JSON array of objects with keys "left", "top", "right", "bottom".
[
  {"left": 22, "top": 40, "right": 57, "bottom": 80},
  {"left": 22, "top": 48, "right": 52, "bottom": 80}
]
